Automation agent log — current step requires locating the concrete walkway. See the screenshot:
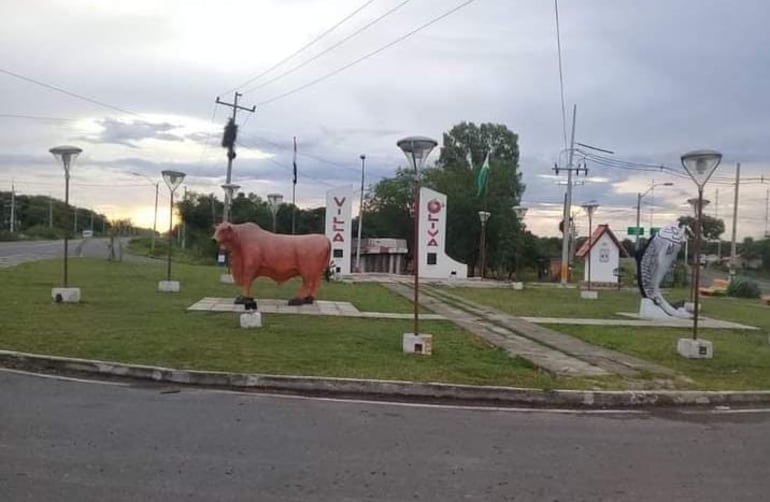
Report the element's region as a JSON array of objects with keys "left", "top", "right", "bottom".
[{"left": 383, "top": 282, "right": 675, "bottom": 379}]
